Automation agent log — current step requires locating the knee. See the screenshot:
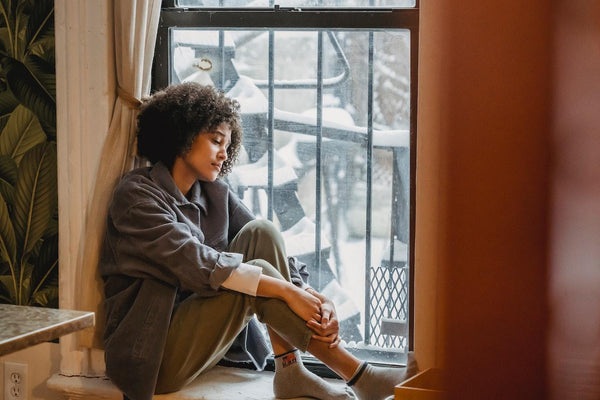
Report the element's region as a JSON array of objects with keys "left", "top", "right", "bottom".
[
  {"left": 243, "top": 219, "right": 282, "bottom": 241},
  {"left": 247, "top": 259, "right": 284, "bottom": 280}
]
